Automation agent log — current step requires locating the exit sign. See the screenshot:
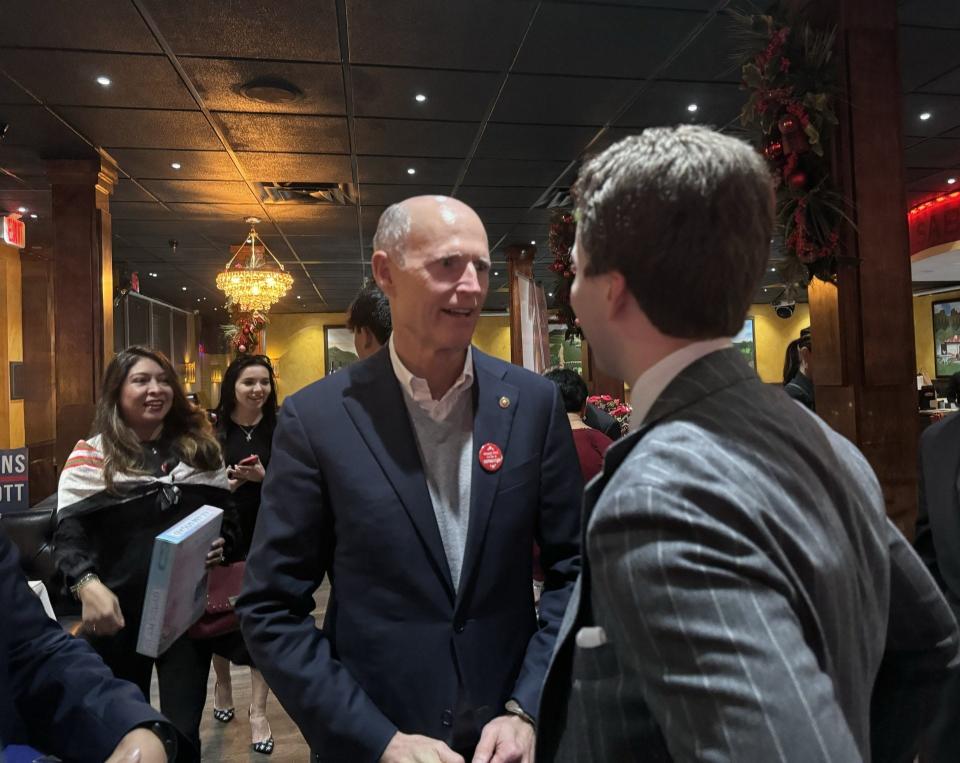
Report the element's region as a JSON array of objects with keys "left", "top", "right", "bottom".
[{"left": 2, "top": 216, "right": 25, "bottom": 248}]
